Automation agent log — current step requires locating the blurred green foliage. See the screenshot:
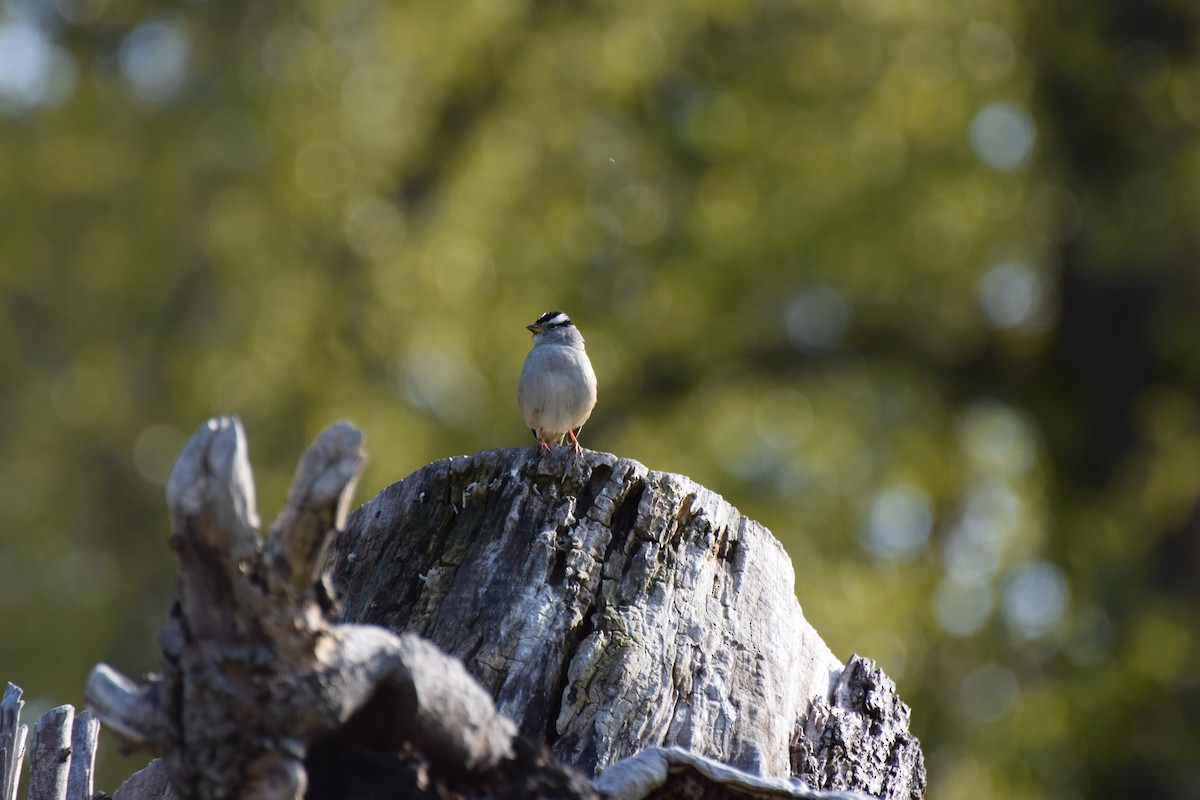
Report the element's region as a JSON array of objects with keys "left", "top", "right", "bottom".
[{"left": 1, "top": 0, "right": 1198, "bottom": 796}]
